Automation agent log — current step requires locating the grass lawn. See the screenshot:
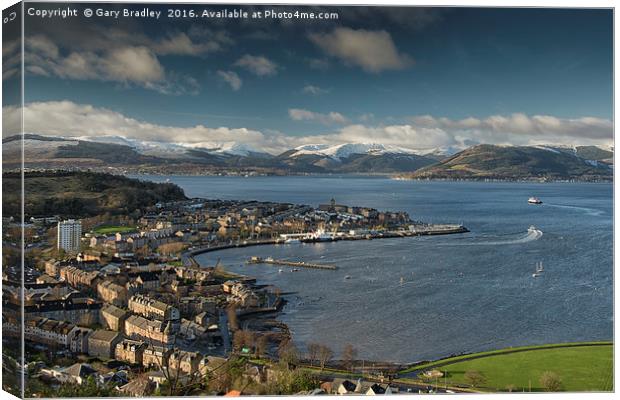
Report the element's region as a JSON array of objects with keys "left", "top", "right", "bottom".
[
  {"left": 92, "top": 225, "right": 137, "bottom": 235},
  {"left": 431, "top": 343, "right": 613, "bottom": 392}
]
